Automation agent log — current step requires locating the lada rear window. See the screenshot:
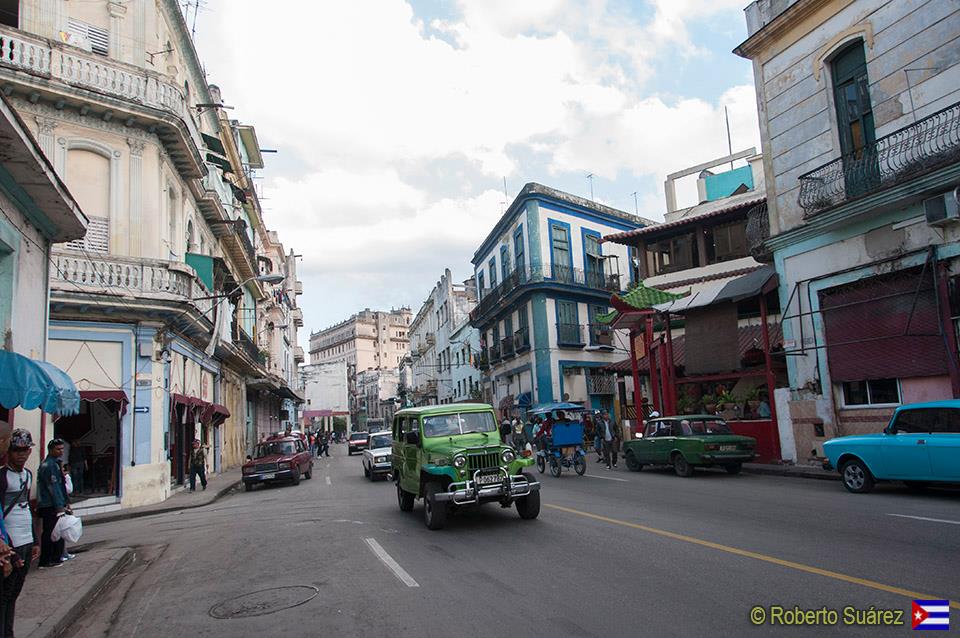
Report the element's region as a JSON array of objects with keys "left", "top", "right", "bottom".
[
  {"left": 423, "top": 411, "right": 497, "bottom": 437},
  {"left": 350, "top": 433, "right": 368, "bottom": 441},
  {"left": 681, "top": 419, "right": 732, "bottom": 435}
]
